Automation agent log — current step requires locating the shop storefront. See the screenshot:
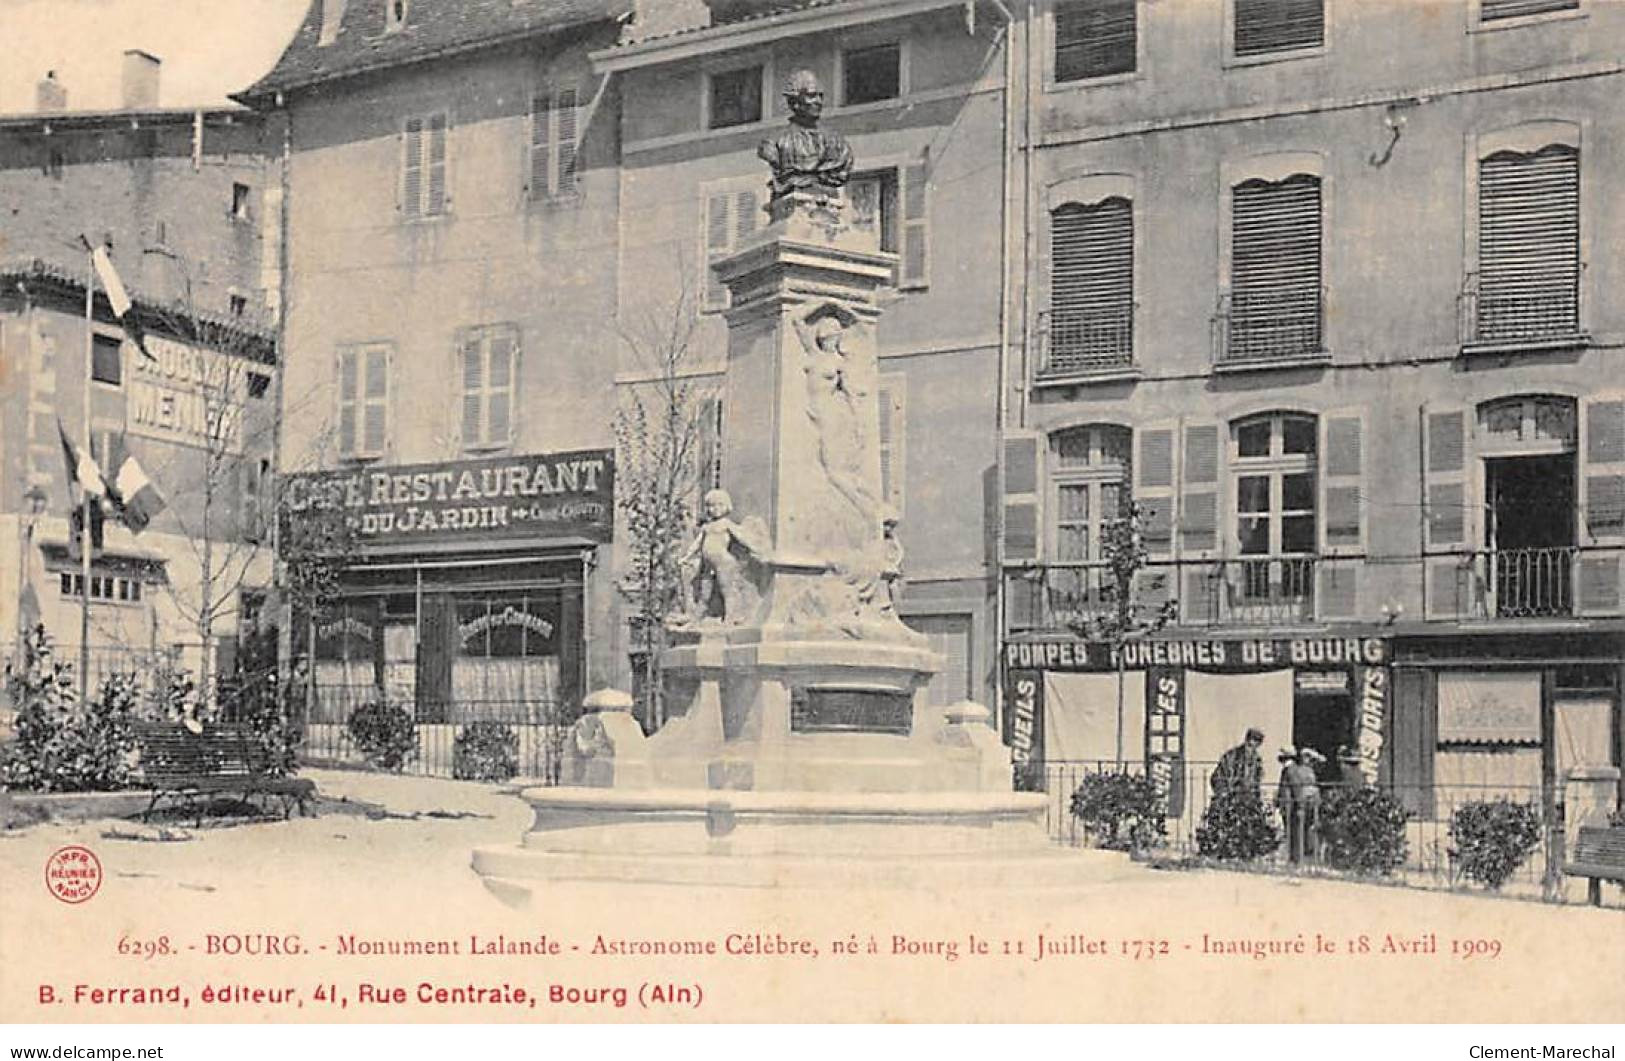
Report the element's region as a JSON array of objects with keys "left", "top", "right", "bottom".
[{"left": 286, "top": 450, "right": 613, "bottom": 725}]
